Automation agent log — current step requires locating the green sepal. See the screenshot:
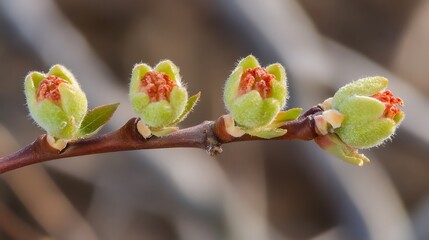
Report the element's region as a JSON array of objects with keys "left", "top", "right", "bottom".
[
  {"left": 332, "top": 76, "right": 388, "bottom": 110},
  {"left": 224, "top": 55, "right": 261, "bottom": 110},
  {"left": 130, "top": 92, "right": 151, "bottom": 117},
  {"left": 154, "top": 60, "right": 182, "bottom": 86},
  {"left": 171, "top": 92, "right": 201, "bottom": 125},
  {"left": 335, "top": 118, "right": 396, "bottom": 149},
  {"left": 169, "top": 87, "right": 188, "bottom": 124},
  {"left": 26, "top": 72, "right": 45, "bottom": 93},
  {"left": 314, "top": 133, "right": 370, "bottom": 166},
  {"left": 24, "top": 72, "right": 42, "bottom": 111},
  {"left": 237, "top": 55, "right": 260, "bottom": 70},
  {"left": 48, "top": 64, "right": 79, "bottom": 86},
  {"left": 338, "top": 96, "right": 385, "bottom": 121},
  {"left": 223, "top": 66, "right": 243, "bottom": 109},
  {"left": 77, "top": 103, "right": 119, "bottom": 138},
  {"left": 266, "top": 63, "right": 287, "bottom": 105},
  {"left": 34, "top": 99, "right": 75, "bottom": 139},
  {"left": 231, "top": 91, "right": 281, "bottom": 129},
  {"left": 246, "top": 127, "right": 287, "bottom": 139},
  {"left": 59, "top": 83, "right": 88, "bottom": 125},
  {"left": 393, "top": 111, "right": 405, "bottom": 125},
  {"left": 139, "top": 87, "right": 189, "bottom": 128},
  {"left": 141, "top": 100, "right": 174, "bottom": 128},
  {"left": 130, "top": 63, "right": 152, "bottom": 95}
]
